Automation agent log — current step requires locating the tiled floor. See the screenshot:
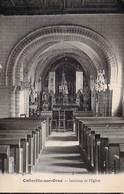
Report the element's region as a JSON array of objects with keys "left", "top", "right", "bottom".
[{"left": 33, "top": 132, "right": 89, "bottom": 174}]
